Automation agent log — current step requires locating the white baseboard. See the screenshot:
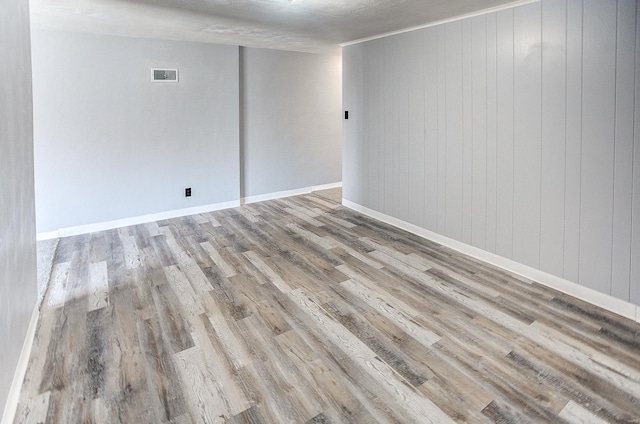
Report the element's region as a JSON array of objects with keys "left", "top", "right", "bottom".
[
  {"left": 1, "top": 306, "right": 39, "bottom": 424},
  {"left": 343, "top": 199, "right": 640, "bottom": 323},
  {"left": 36, "top": 200, "right": 241, "bottom": 240},
  {"left": 35, "top": 230, "right": 60, "bottom": 241},
  {"left": 36, "top": 183, "right": 344, "bottom": 240},
  {"left": 242, "top": 182, "right": 342, "bottom": 205}
]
